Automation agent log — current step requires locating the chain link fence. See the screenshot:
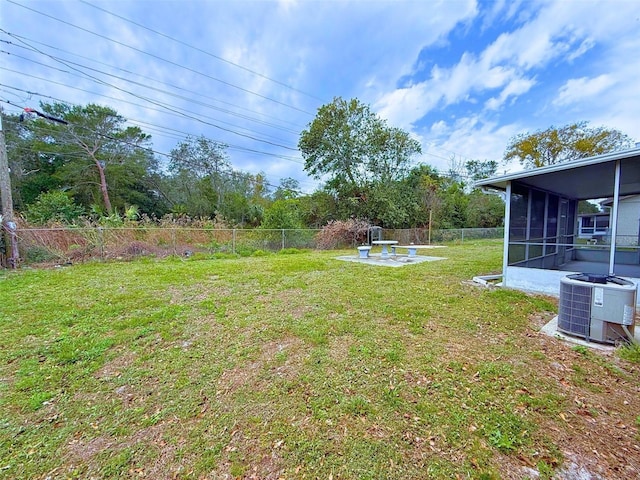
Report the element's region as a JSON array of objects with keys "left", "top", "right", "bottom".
[
  {"left": 386, "top": 227, "right": 504, "bottom": 244},
  {"left": 13, "top": 227, "right": 322, "bottom": 265},
  {"left": 8, "top": 226, "right": 505, "bottom": 266}
]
